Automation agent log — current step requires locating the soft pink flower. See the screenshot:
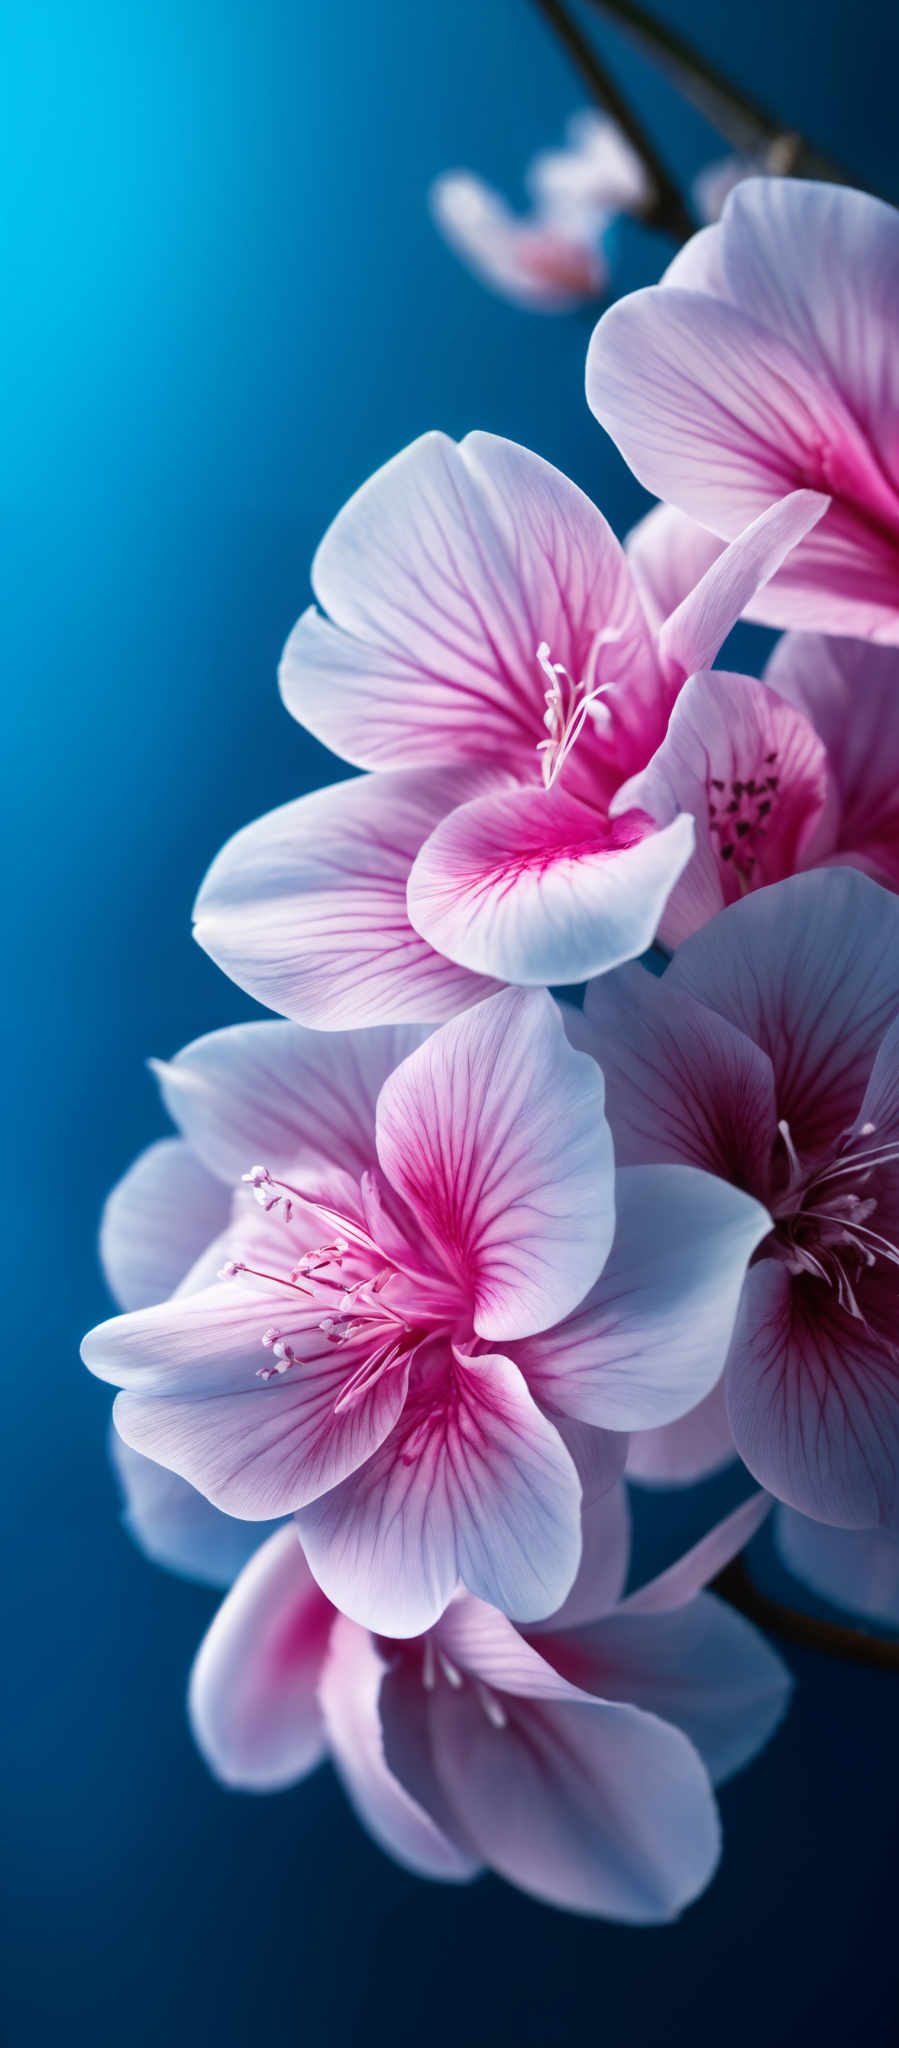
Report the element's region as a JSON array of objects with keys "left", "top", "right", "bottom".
[
  {"left": 580, "top": 867, "right": 899, "bottom": 1532},
  {"left": 429, "top": 171, "right": 607, "bottom": 312},
  {"left": 612, "top": 631, "right": 899, "bottom": 945},
  {"left": 776, "top": 1509, "right": 899, "bottom": 1628},
  {"left": 188, "top": 1490, "right": 789, "bottom": 1920},
  {"left": 429, "top": 114, "right": 650, "bottom": 313},
  {"left": 587, "top": 177, "right": 899, "bottom": 641},
  {"left": 192, "top": 429, "right": 825, "bottom": 1021},
  {"left": 83, "top": 992, "right": 767, "bottom": 1635}
]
